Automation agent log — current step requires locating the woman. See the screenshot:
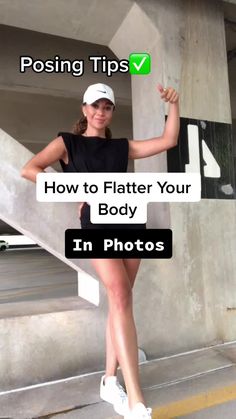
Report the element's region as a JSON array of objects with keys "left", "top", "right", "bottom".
[{"left": 21, "top": 82, "right": 180, "bottom": 419}]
